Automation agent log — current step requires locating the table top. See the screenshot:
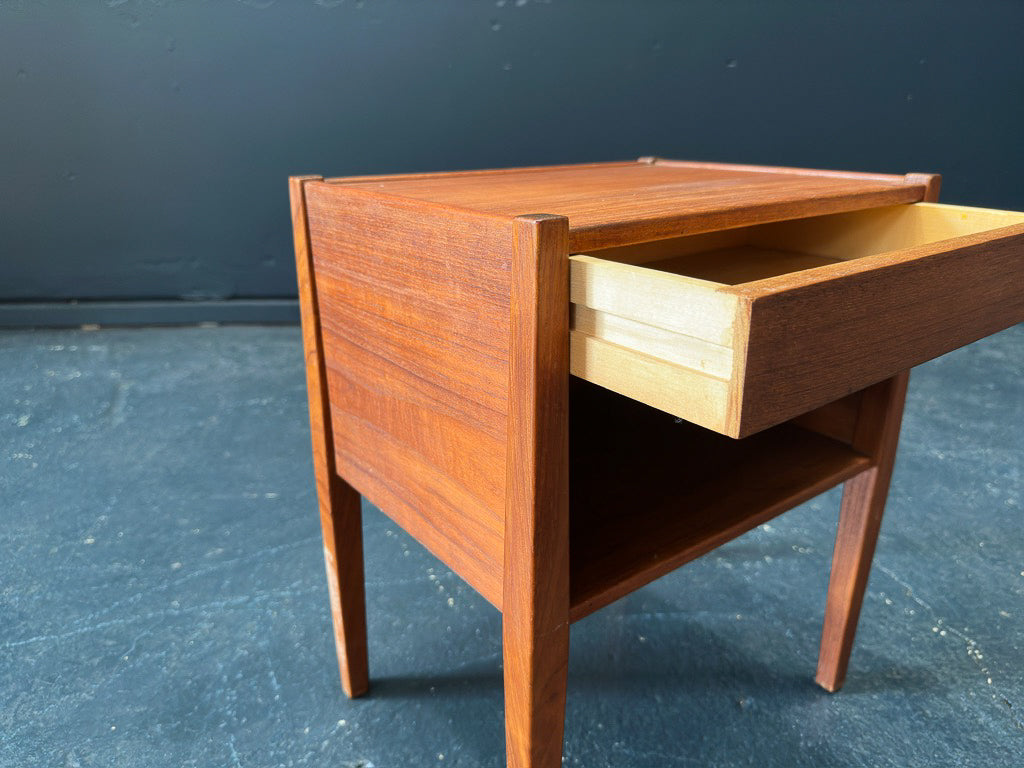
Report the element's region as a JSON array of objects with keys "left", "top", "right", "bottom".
[{"left": 325, "top": 159, "right": 931, "bottom": 250}]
